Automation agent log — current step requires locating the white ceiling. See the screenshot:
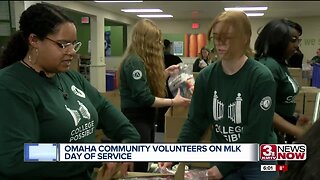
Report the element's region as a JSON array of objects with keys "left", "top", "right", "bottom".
[{"left": 82, "top": 1, "right": 320, "bottom": 21}]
